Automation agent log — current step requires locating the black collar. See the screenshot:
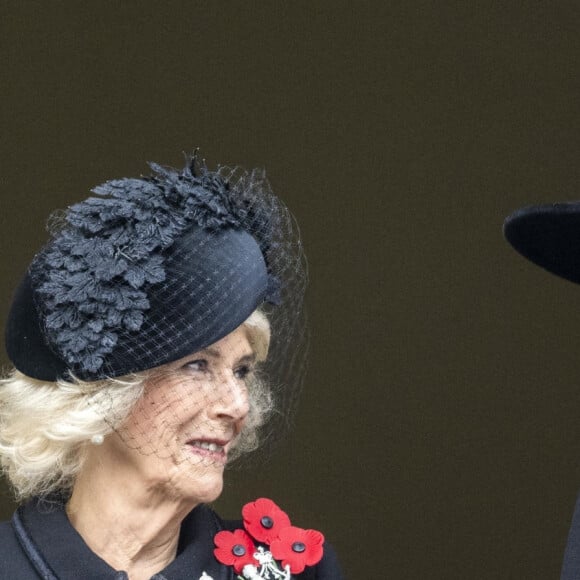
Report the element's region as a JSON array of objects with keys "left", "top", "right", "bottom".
[{"left": 12, "top": 497, "right": 234, "bottom": 580}]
